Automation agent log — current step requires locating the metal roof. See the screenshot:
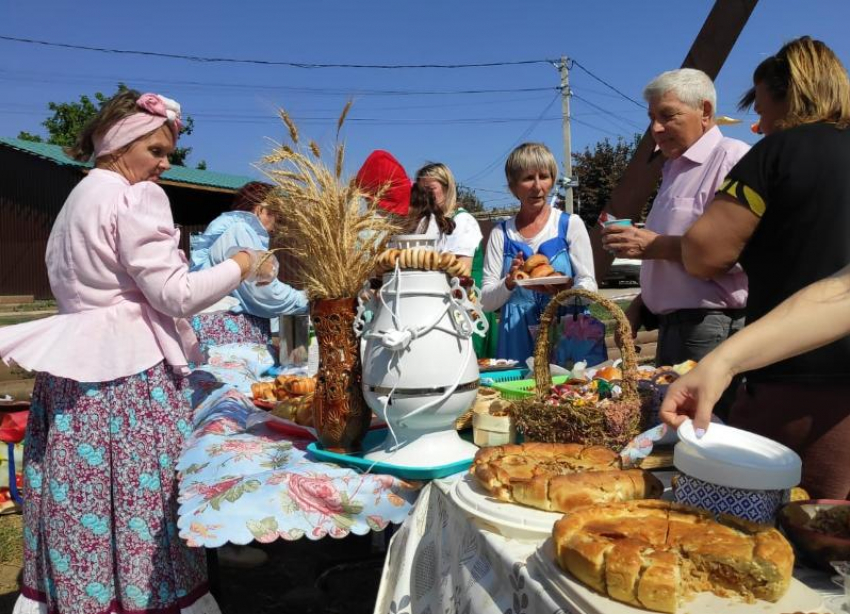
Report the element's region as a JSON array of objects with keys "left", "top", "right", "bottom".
[{"left": 0, "top": 136, "right": 255, "bottom": 192}]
